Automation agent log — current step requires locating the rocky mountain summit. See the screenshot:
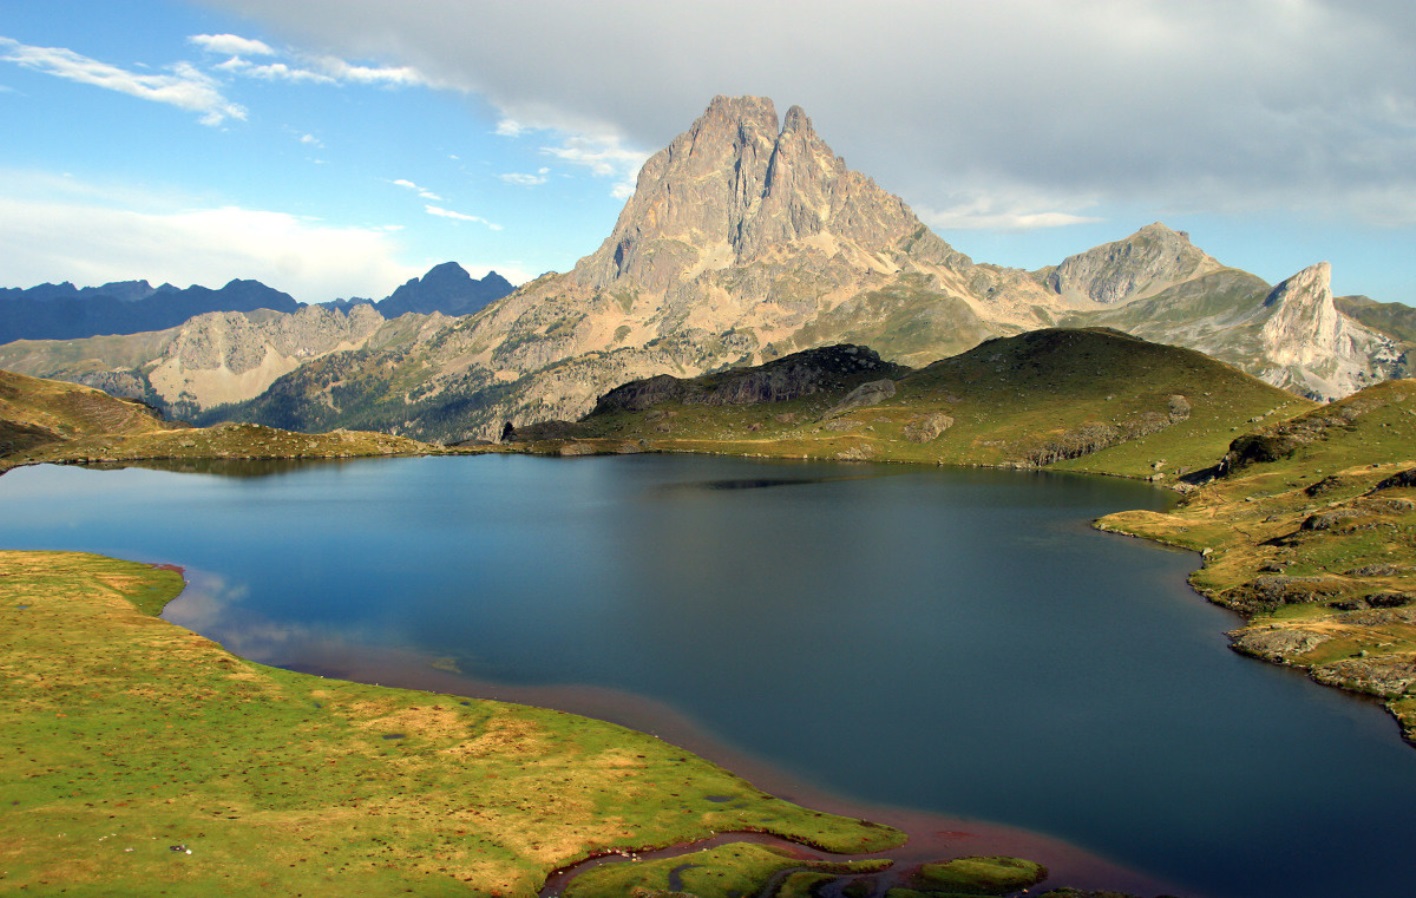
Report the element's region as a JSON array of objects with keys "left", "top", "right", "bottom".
[
  {"left": 1042, "top": 223, "right": 1224, "bottom": 305},
  {"left": 1077, "top": 258, "right": 1405, "bottom": 400},
  {"left": 1, "top": 95, "right": 1408, "bottom": 439},
  {"left": 376, "top": 263, "right": 513, "bottom": 318}
]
